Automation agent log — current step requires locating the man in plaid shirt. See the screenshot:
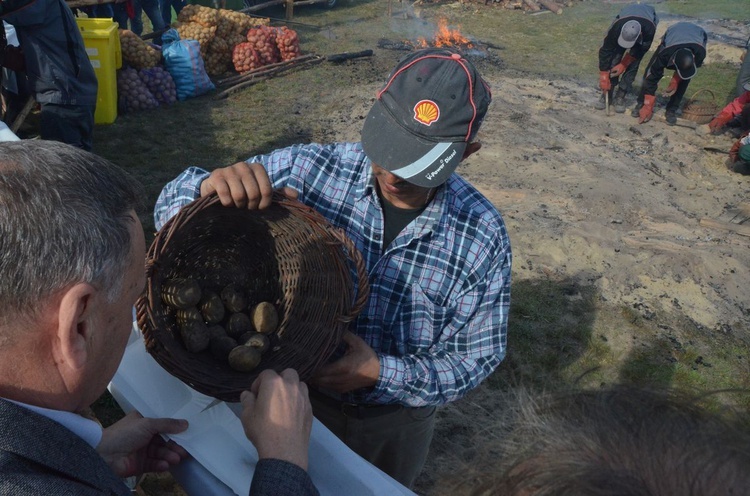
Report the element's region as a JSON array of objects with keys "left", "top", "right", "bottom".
[{"left": 154, "top": 48, "right": 512, "bottom": 488}]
